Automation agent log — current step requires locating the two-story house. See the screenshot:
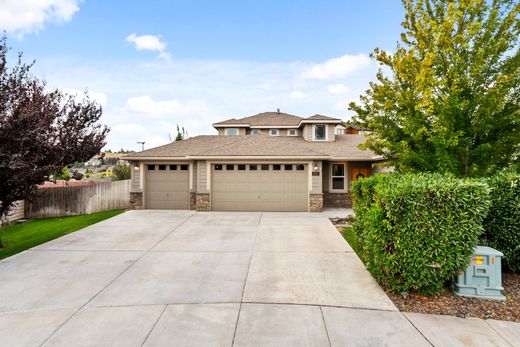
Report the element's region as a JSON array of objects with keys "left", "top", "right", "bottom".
[{"left": 124, "top": 111, "right": 384, "bottom": 212}]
